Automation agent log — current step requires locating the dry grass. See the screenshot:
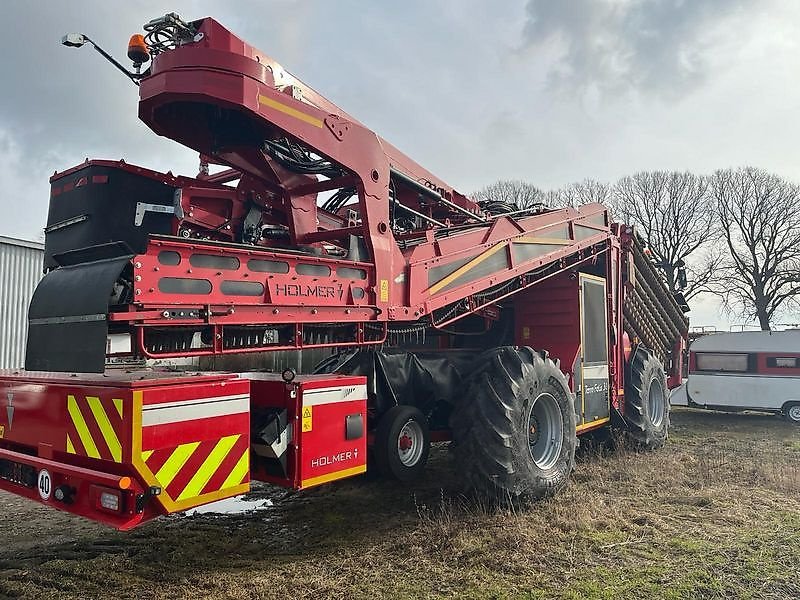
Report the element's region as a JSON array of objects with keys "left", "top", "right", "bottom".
[{"left": 0, "top": 408, "right": 798, "bottom": 599}]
